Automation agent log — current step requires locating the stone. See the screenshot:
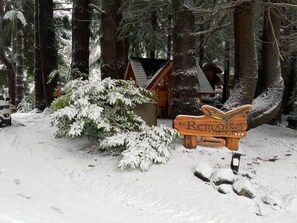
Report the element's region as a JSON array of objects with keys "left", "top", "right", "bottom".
[
  {"left": 218, "top": 184, "right": 233, "bottom": 194},
  {"left": 233, "top": 179, "right": 256, "bottom": 199},
  {"left": 211, "top": 168, "right": 237, "bottom": 186},
  {"left": 194, "top": 162, "right": 213, "bottom": 182}
]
